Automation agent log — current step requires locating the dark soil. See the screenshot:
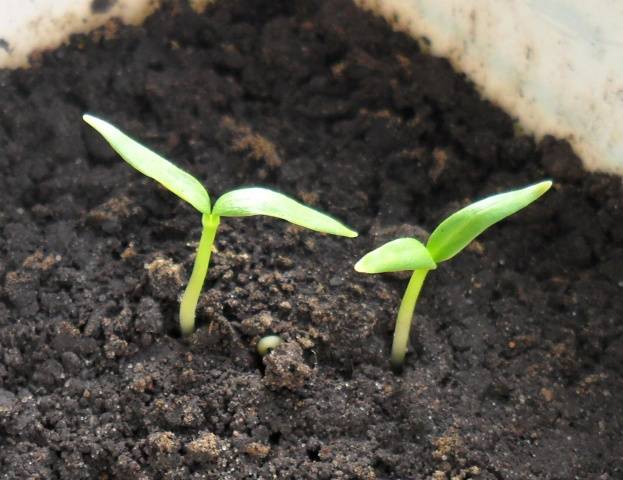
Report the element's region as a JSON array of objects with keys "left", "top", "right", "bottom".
[{"left": 0, "top": 1, "right": 622, "bottom": 478}]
